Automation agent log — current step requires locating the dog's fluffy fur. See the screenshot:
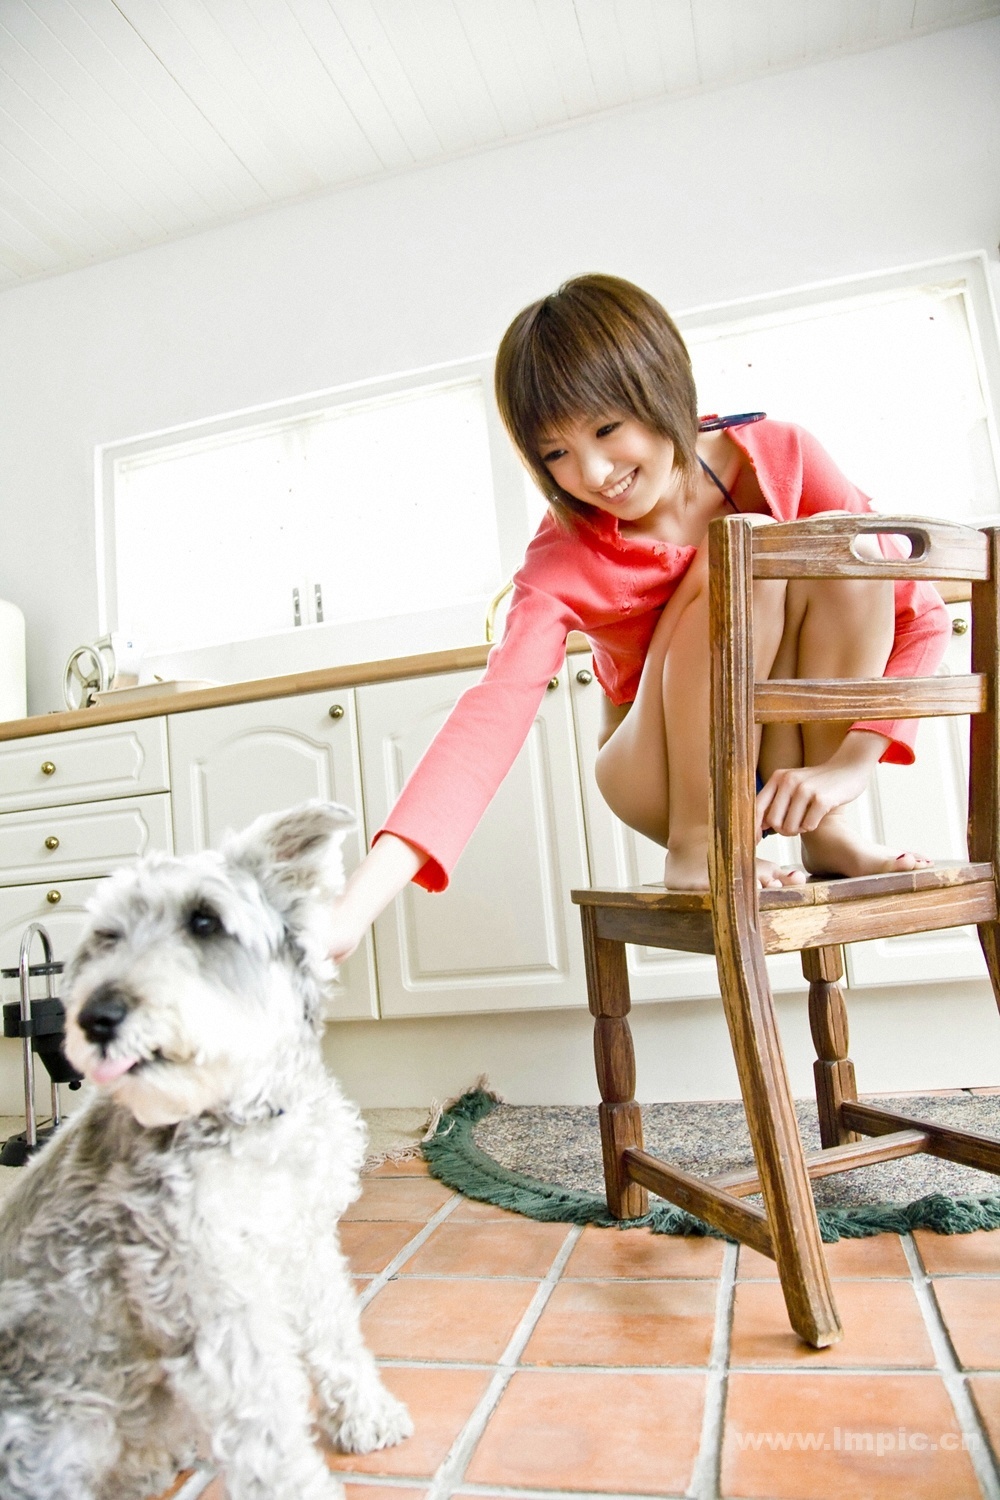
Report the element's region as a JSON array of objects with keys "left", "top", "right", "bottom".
[{"left": 0, "top": 802, "right": 411, "bottom": 1500}]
